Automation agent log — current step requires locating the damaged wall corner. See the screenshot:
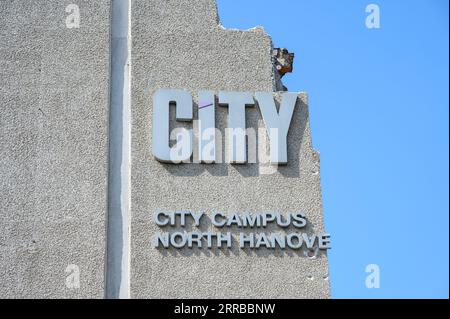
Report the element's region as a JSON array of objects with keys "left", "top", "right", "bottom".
[{"left": 130, "top": 0, "right": 330, "bottom": 298}]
